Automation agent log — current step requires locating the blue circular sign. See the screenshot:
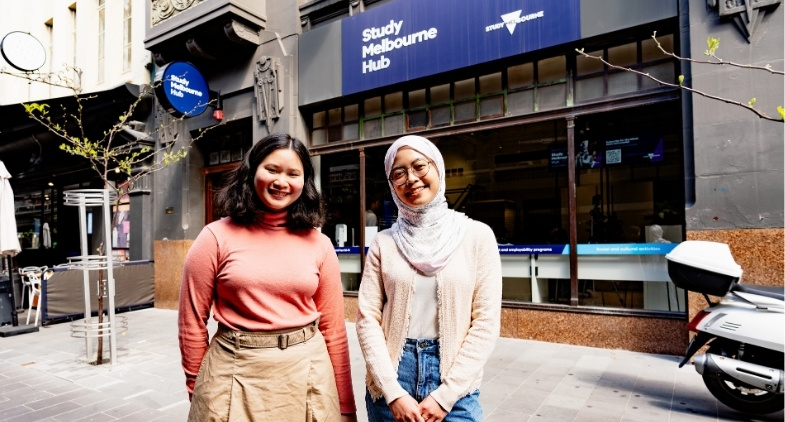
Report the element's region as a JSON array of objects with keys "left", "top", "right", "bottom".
[{"left": 154, "top": 61, "right": 210, "bottom": 117}]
